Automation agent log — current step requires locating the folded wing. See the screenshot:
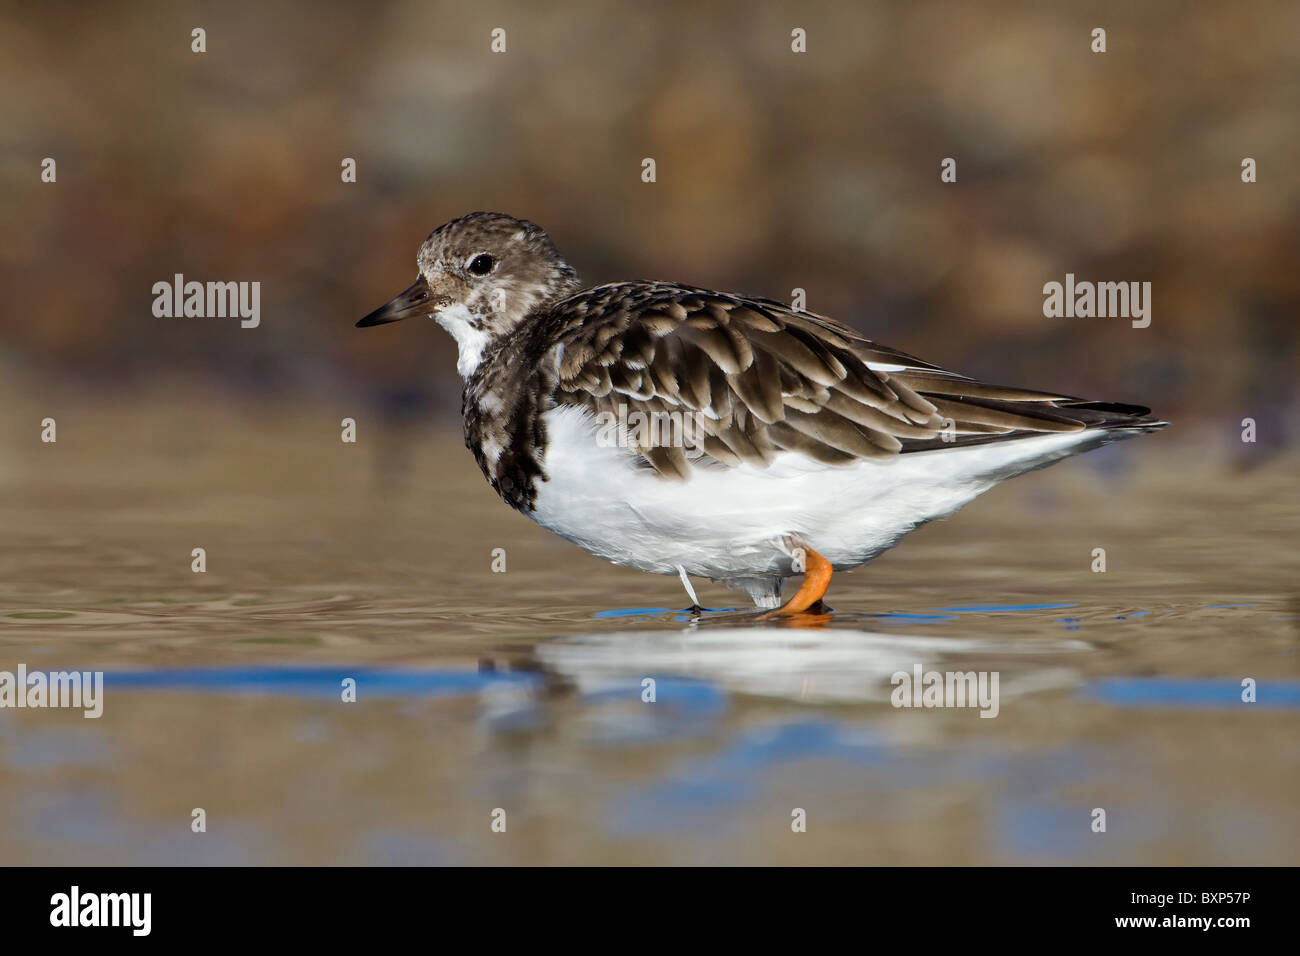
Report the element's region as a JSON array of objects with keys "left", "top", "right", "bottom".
[{"left": 548, "top": 282, "right": 1161, "bottom": 479}]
